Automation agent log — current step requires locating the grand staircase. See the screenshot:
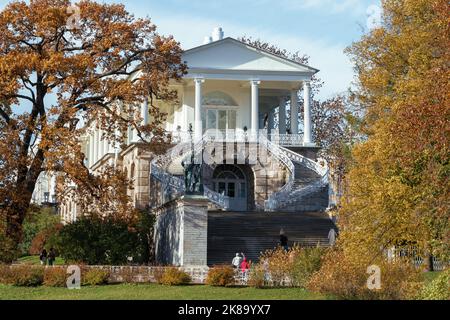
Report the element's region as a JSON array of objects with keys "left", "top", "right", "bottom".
[
  {"left": 207, "top": 211, "right": 337, "bottom": 266},
  {"left": 151, "top": 134, "right": 330, "bottom": 212}
]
